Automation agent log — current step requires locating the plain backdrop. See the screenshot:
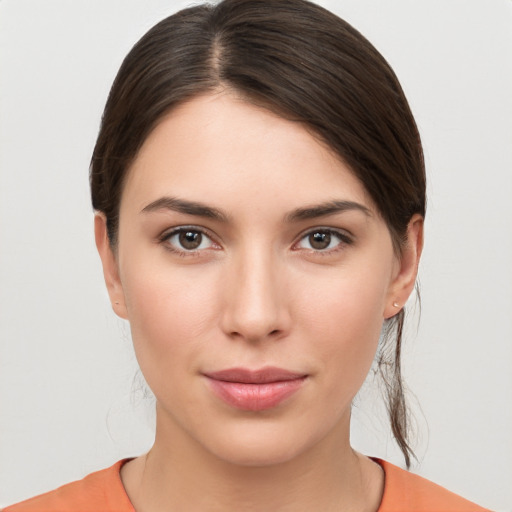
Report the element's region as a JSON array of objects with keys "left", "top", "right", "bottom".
[{"left": 1, "top": 1, "right": 511, "bottom": 510}]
